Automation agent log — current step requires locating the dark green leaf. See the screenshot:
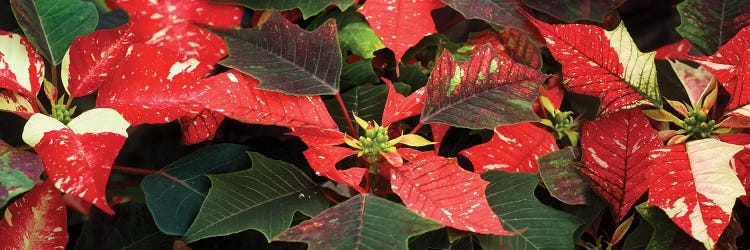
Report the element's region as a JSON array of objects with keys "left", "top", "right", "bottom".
[
  {"left": 96, "top": 9, "right": 129, "bottom": 30},
  {"left": 0, "top": 140, "right": 43, "bottom": 208},
  {"left": 307, "top": 7, "right": 385, "bottom": 59},
  {"left": 214, "top": 0, "right": 355, "bottom": 19},
  {"left": 75, "top": 202, "right": 174, "bottom": 250},
  {"left": 635, "top": 202, "right": 677, "bottom": 249},
  {"left": 398, "top": 63, "right": 430, "bottom": 89},
  {"left": 218, "top": 11, "right": 342, "bottom": 96},
  {"left": 478, "top": 171, "right": 581, "bottom": 249},
  {"left": 676, "top": 0, "right": 750, "bottom": 55},
  {"left": 521, "top": 0, "right": 625, "bottom": 23},
  {"left": 324, "top": 82, "right": 410, "bottom": 134},
  {"left": 274, "top": 194, "right": 442, "bottom": 250},
  {"left": 341, "top": 59, "right": 379, "bottom": 90},
  {"left": 622, "top": 217, "right": 654, "bottom": 250},
  {"left": 141, "top": 144, "right": 252, "bottom": 235},
  {"left": 538, "top": 147, "right": 592, "bottom": 205},
  {"left": 183, "top": 152, "right": 329, "bottom": 243},
  {"left": 421, "top": 44, "right": 544, "bottom": 129},
  {"left": 11, "top": 0, "right": 98, "bottom": 64}
]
